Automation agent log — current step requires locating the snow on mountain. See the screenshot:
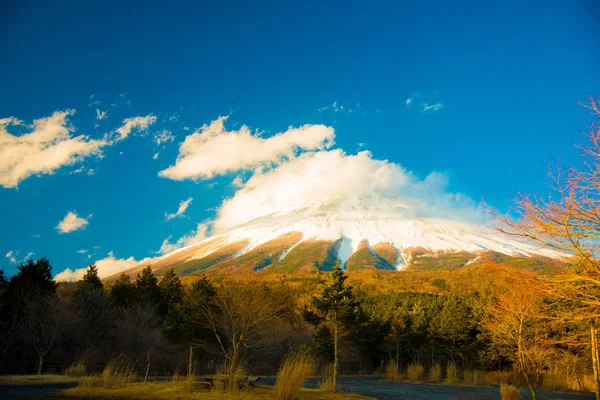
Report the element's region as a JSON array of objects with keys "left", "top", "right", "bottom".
[{"left": 122, "top": 194, "right": 562, "bottom": 277}]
